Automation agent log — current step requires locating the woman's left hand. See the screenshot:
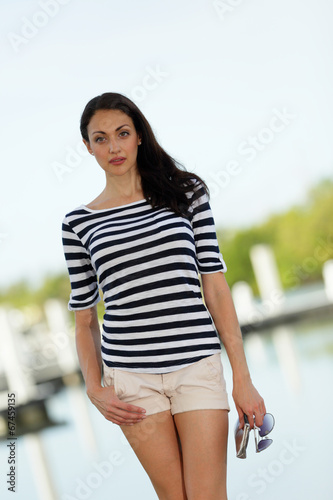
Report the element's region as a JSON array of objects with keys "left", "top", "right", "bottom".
[{"left": 232, "top": 378, "right": 266, "bottom": 430}]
